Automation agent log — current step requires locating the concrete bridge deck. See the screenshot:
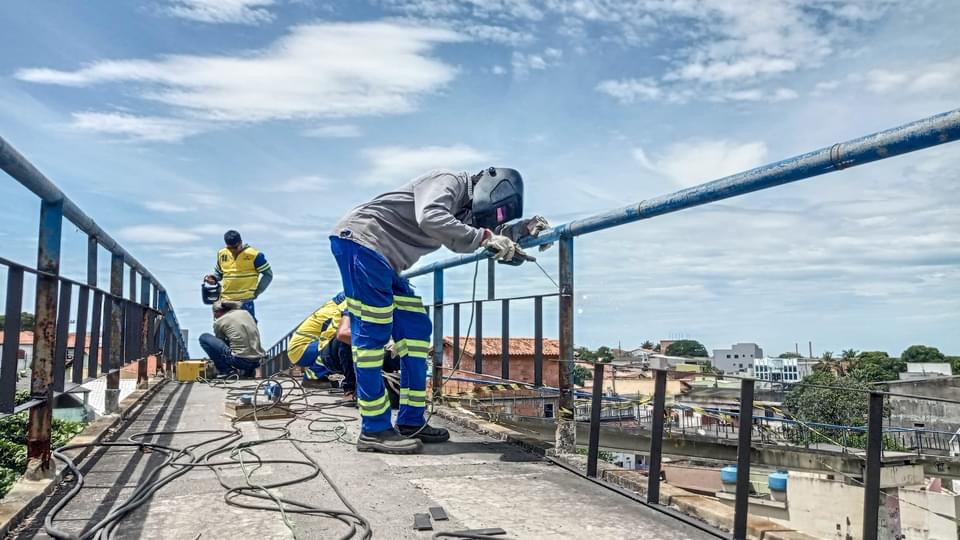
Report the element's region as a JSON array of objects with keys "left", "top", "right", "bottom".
[{"left": 7, "top": 381, "right": 712, "bottom": 540}]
